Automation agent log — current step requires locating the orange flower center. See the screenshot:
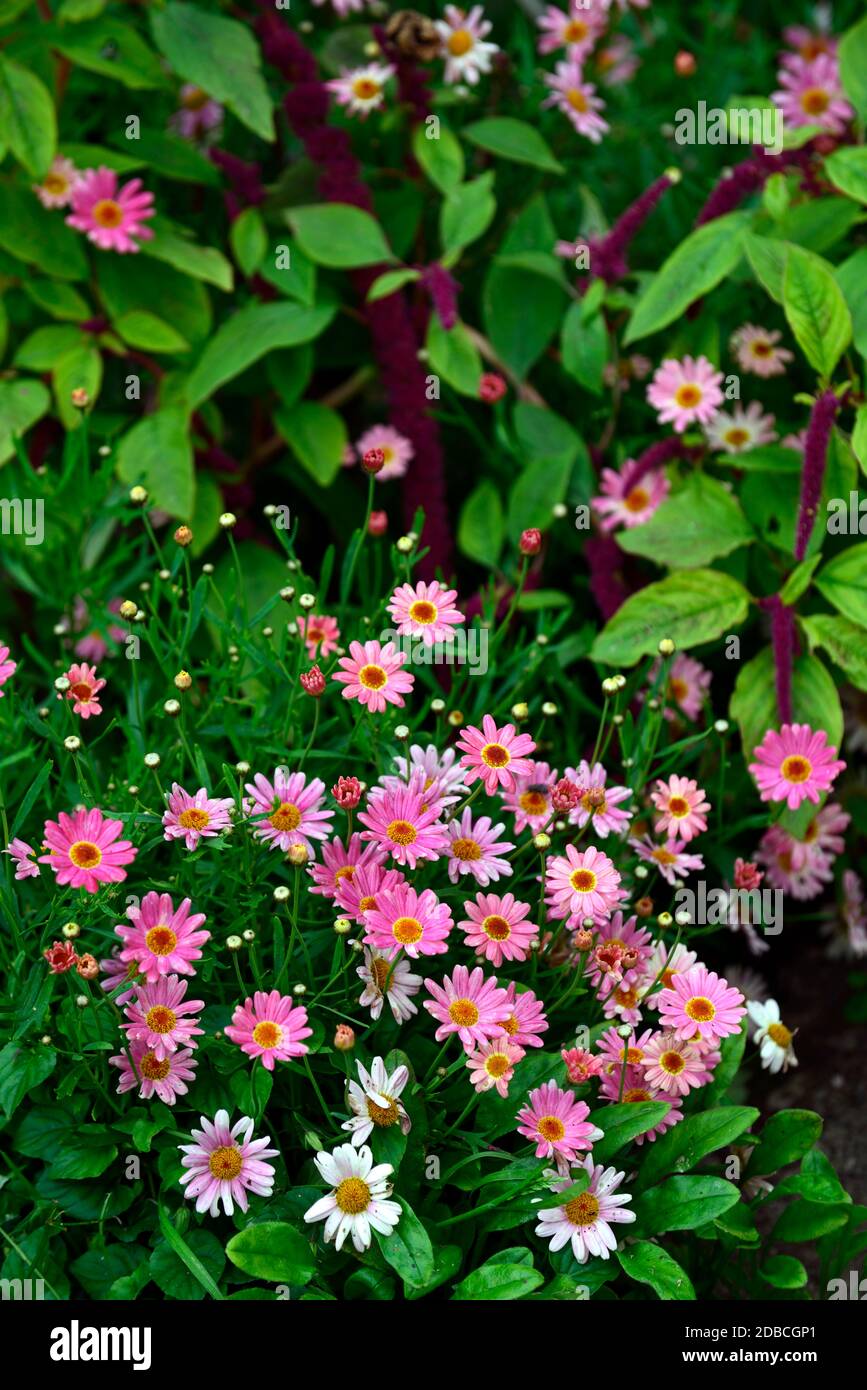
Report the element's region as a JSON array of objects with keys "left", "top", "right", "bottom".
[
  {"left": 409, "top": 600, "right": 437, "bottom": 624},
  {"left": 565, "top": 1192, "right": 600, "bottom": 1227},
  {"left": 537, "top": 1115, "right": 565, "bottom": 1142},
  {"left": 253, "top": 1020, "right": 283, "bottom": 1049},
  {"left": 69, "top": 840, "right": 102, "bottom": 868},
  {"left": 370, "top": 957, "right": 392, "bottom": 990},
  {"left": 366, "top": 1095, "right": 399, "bottom": 1126},
  {"left": 667, "top": 796, "right": 690, "bottom": 818},
  {"left": 270, "top": 802, "right": 301, "bottom": 832},
  {"left": 675, "top": 383, "right": 701, "bottom": 408},
  {"left": 387, "top": 818, "right": 417, "bottom": 846},
  {"left": 660, "top": 1049, "right": 685, "bottom": 1074},
  {"left": 685, "top": 995, "right": 715, "bottom": 1023},
  {"left": 392, "top": 915, "right": 423, "bottom": 945},
  {"left": 208, "top": 1145, "right": 243, "bottom": 1180},
  {"left": 70, "top": 681, "right": 94, "bottom": 701},
  {"left": 449, "top": 998, "right": 480, "bottom": 1027},
  {"left": 93, "top": 199, "right": 124, "bottom": 228},
  {"left": 570, "top": 868, "right": 597, "bottom": 893},
  {"left": 481, "top": 742, "right": 510, "bottom": 769},
  {"left": 567, "top": 88, "right": 588, "bottom": 112},
  {"left": 352, "top": 78, "right": 381, "bottom": 100},
  {"left": 145, "top": 1005, "right": 177, "bottom": 1034},
  {"left": 482, "top": 914, "right": 511, "bottom": 941},
  {"left": 358, "top": 894, "right": 377, "bottom": 913},
  {"left": 140, "top": 1051, "right": 171, "bottom": 1081},
  {"left": 183, "top": 87, "right": 211, "bottom": 110},
  {"left": 335, "top": 1176, "right": 370, "bottom": 1214},
  {"left": 359, "top": 664, "right": 387, "bottom": 690},
  {"left": 179, "top": 807, "right": 210, "bottom": 830},
  {"left": 563, "top": 20, "right": 589, "bottom": 43},
  {"left": 801, "top": 86, "right": 830, "bottom": 115},
  {"left": 145, "top": 926, "right": 178, "bottom": 956},
  {"left": 485, "top": 1052, "right": 511, "bottom": 1078},
  {"left": 624, "top": 487, "right": 649, "bottom": 513},
  {"left": 624, "top": 1087, "right": 652, "bottom": 1103},
  {"left": 781, "top": 755, "right": 812, "bottom": 784},
  {"left": 520, "top": 790, "right": 548, "bottom": 815},
  {"left": 452, "top": 836, "right": 482, "bottom": 861},
  {"left": 669, "top": 677, "right": 688, "bottom": 702},
  {"left": 43, "top": 171, "right": 68, "bottom": 195},
  {"left": 725, "top": 428, "right": 750, "bottom": 448},
  {"left": 652, "top": 847, "right": 677, "bottom": 866},
  {"left": 768, "top": 1021, "right": 793, "bottom": 1048},
  {"left": 499, "top": 1012, "right": 518, "bottom": 1036},
  {"left": 447, "top": 28, "right": 473, "bottom": 55}
]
